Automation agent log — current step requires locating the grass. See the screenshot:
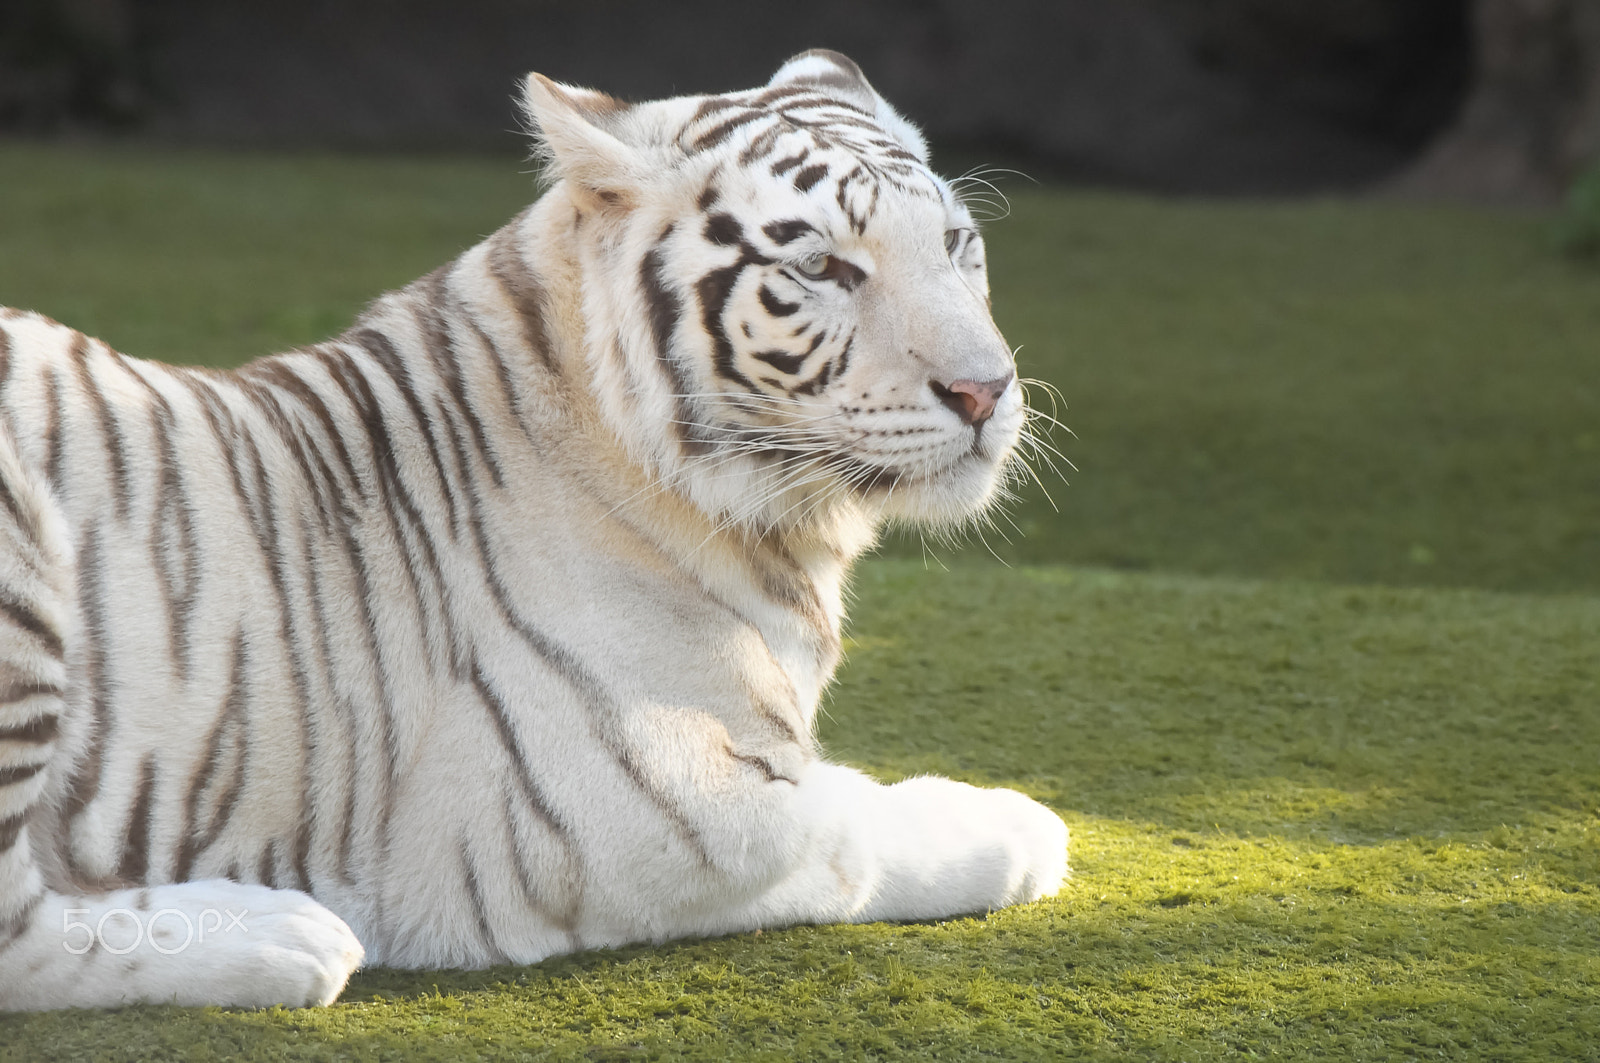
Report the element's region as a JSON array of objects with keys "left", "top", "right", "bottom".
[
  {"left": 2, "top": 145, "right": 1596, "bottom": 592},
  {"left": 1, "top": 144, "right": 1597, "bottom": 1059},
  {"left": 1556, "top": 164, "right": 1600, "bottom": 262}
]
